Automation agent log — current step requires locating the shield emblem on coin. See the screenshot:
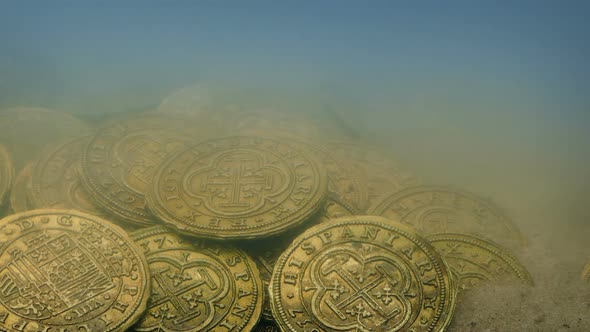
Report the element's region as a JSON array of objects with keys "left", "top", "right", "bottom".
[{"left": 0, "top": 233, "right": 116, "bottom": 320}]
